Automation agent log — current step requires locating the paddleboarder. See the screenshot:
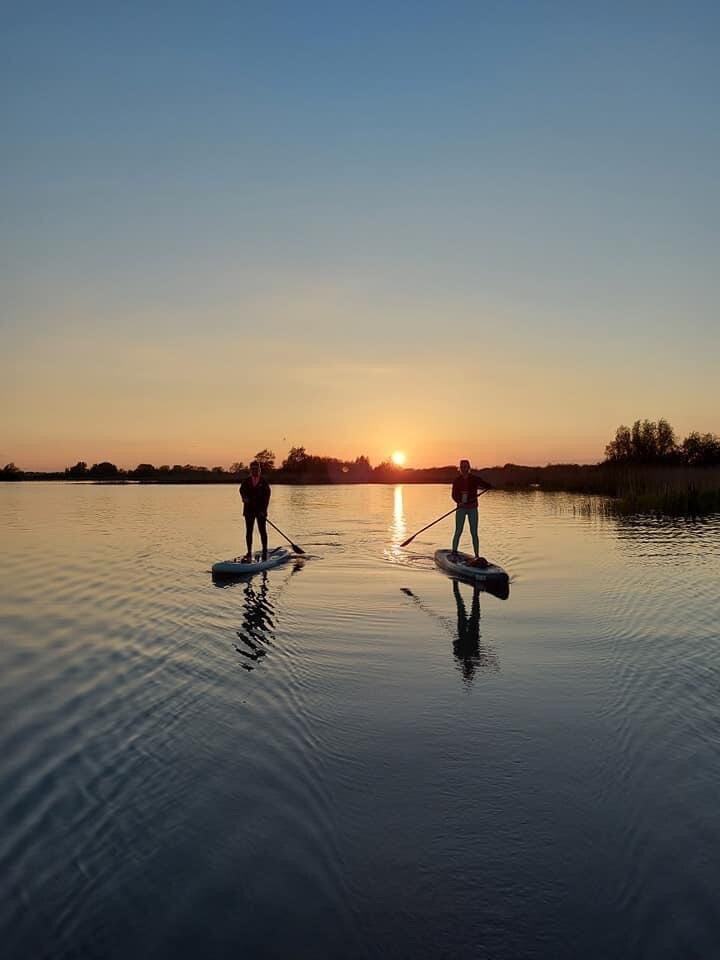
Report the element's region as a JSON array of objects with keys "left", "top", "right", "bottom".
[
  {"left": 451, "top": 459, "right": 492, "bottom": 562},
  {"left": 239, "top": 461, "right": 271, "bottom": 562}
]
